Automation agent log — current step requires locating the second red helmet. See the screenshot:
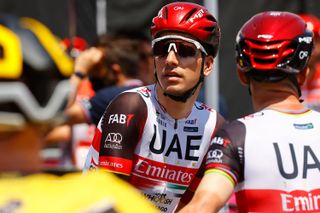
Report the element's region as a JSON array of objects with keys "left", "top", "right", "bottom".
[{"left": 236, "top": 11, "right": 314, "bottom": 74}]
